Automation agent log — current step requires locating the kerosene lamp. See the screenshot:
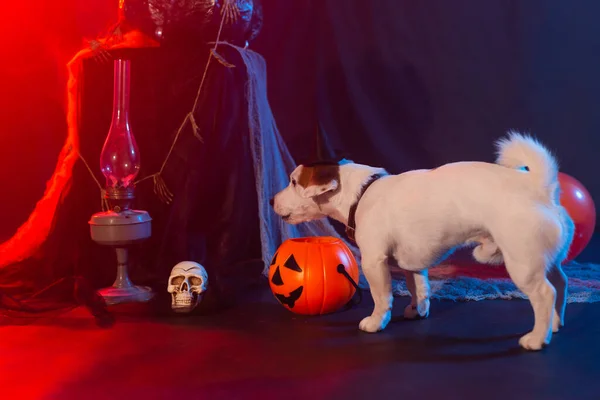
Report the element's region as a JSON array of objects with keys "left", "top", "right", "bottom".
[{"left": 88, "top": 58, "right": 153, "bottom": 305}]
